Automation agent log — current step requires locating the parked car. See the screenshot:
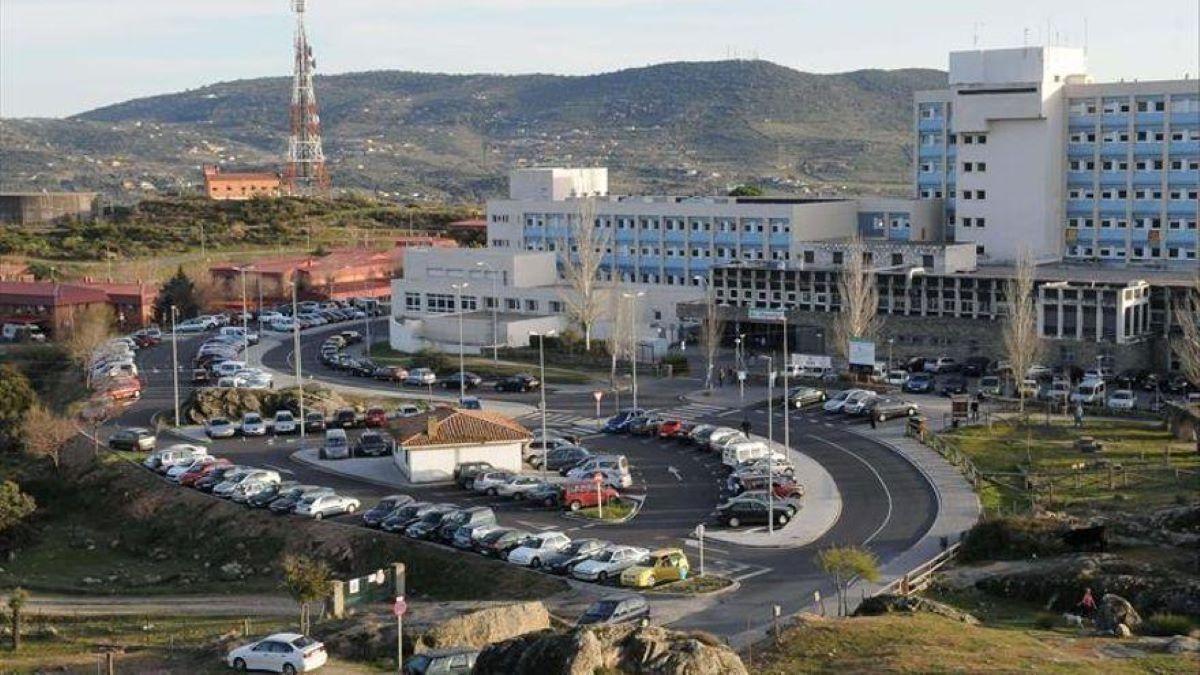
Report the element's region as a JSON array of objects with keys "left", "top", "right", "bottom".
[
  {"left": 268, "top": 486, "right": 333, "bottom": 514},
  {"left": 440, "top": 371, "right": 483, "bottom": 390},
  {"left": 841, "top": 391, "right": 879, "bottom": 416},
  {"left": 716, "top": 495, "right": 792, "bottom": 528},
  {"left": 355, "top": 430, "right": 394, "bottom": 457},
  {"left": 452, "top": 523, "right": 501, "bottom": 550},
  {"left": 435, "top": 506, "right": 496, "bottom": 542},
  {"left": 373, "top": 365, "right": 409, "bottom": 382},
  {"left": 246, "top": 481, "right": 290, "bottom": 508},
  {"left": 321, "top": 429, "right": 351, "bottom": 460},
  {"left": 404, "top": 505, "right": 458, "bottom": 539},
  {"left": 195, "top": 465, "right": 243, "bottom": 493},
  {"left": 961, "top": 356, "right": 992, "bottom": 377},
  {"left": 495, "top": 475, "right": 546, "bottom": 500},
  {"left": 362, "top": 494, "right": 415, "bottom": 528},
  {"left": 822, "top": 390, "right": 859, "bottom": 413},
  {"left": 576, "top": 595, "right": 650, "bottom": 627},
  {"left": 294, "top": 493, "right": 361, "bottom": 520},
  {"left": 979, "top": 375, "right": 1003, "bottom": 397},
  {"left": 571, "top": 546, "right": 650, "bottom": 582},
  {"left": 926, "top": 356, "right": 959, "bottom": 373},
  {"left": 728, "top": 474, "right": 805, "bottom": 500},
  {"left": 380, "top": 502, "right": 435, "bottom": 532},
  {"left": 602, "top": 408, "right": 647, "bottom": 434},
  {"left": 1071, "top": 378, "right": 1107, "bottom": 405},
  {"left": 396, "top": 404, "right": 422, "bottom": 418},
  {"left": 621, "top": 548, "right": 690, "bottom": 588},
  {"left": 939, "top": 375, "right": 968, "bottom": 396},
  {"left": 240, "top": 412, "right": 267, "bottom": 437},
  {"left": 506, "top": 531, "right": 572, "bottom": 568},
  {"left": 656, "top": 419, "right": 684, "bottom": 438},
  {"left": 164, "top": 454, "right": 216, "bottom": 482},
  {"left": 903, "top": 373, "right": 935, "bottom": 394},
  {"left": 863, "top": 397, "right": 919, "bottom": 422},
  {"left": 180, "top": 459, "right": 232, "bottom": 487},
  {"left": 542, "top": 446, "right": 592, "bottom": 473},
  {"left": 364, "top": 407, "right": 389, "bottom": 428},
  {"left": 225, "top": 633, "right": 327, "bottom": 674},
  {"left": 472, "top": 470, "right": 515, "bottom": 496},
  {"left": 787, "top": 386, "right": 827, "bottom": 408},
  {"left": 561, "top": 482, "right": 620, "bottom": 512},
  {"left": 205, "top": 417, "right": 237, "bottom": 439},
  {"left": 453, "top": 461, "right": 496, "bottom": 489},
  {"left": 545, "top": 538, "right": 610, "bottom": 575},
  {"left": 525, "top": 481, "right": 564, "bottom": 508},
  {"left": 629, "top": 414, "right": 667, "bottom": 436},
  {"left": 272, "top": 410, "right": 298, "bottom": 435},
  {"left": 108, "top": 427, "right": 156, "bottom": 452},
  {"left": 402, "top": 648, "right": 478, "bottom": 675},
  {"left": 1106, "top": 389, "right": 1137, "bottom": 411},
  {"left": 304, "top": 412, "right": 326, "bottom": 432},
  {"left": 494, "top": 373, "right": 540, "bottom": 392},
  {"left": 476, "top": 528, "right": 532, "bottom": 558},
  {"left": 333, "top": 408, "right": 358, "bottom": 429}
]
